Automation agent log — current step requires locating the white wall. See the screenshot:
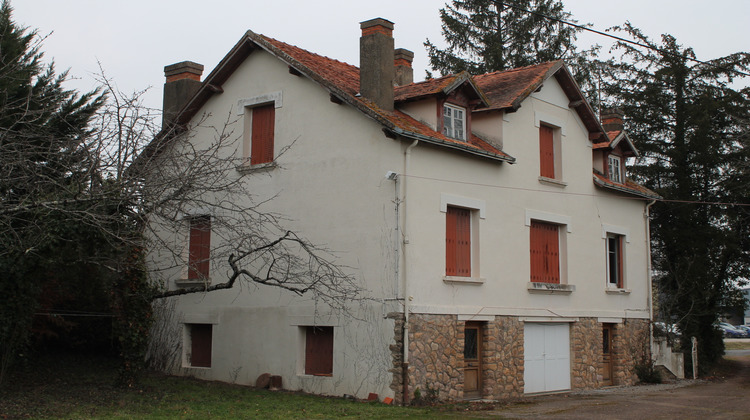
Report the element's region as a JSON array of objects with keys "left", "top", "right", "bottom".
[
  {"left": 401, "top": 79, "right": 650, "bottom": 321},
  {"left": 148, "top": 48, "right": 406, "bottom": 398},
  {"left": 148, "top": 52, "right": 652, "bottom": 399}
]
